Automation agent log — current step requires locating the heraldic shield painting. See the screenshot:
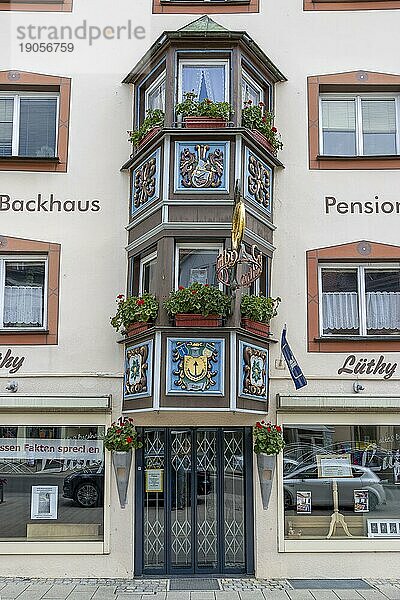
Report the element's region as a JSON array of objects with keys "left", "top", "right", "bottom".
[
  {"left": 166, "top": 338, "right": 225, "bottom": 395},
  {"left": 239, "top": 341, "right": 268, "bottom": 401},
  {"left": 124, "top": 340, "right": 153, "bottom": 400},
  {"left": 175, "top": 142, "right": 230, "bottom": 192}
]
